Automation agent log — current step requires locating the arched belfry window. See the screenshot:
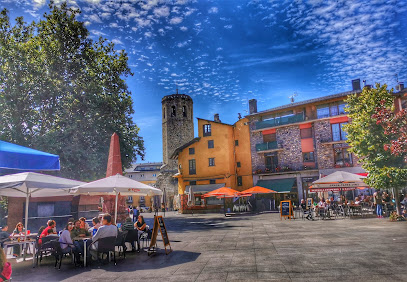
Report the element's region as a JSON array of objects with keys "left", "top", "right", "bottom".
[
  {"left": 171, "top": 106, "right": 176, "bottom": 117},
  {"left": 183, "top": 106, "right": 187, "bottom": 117}
]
